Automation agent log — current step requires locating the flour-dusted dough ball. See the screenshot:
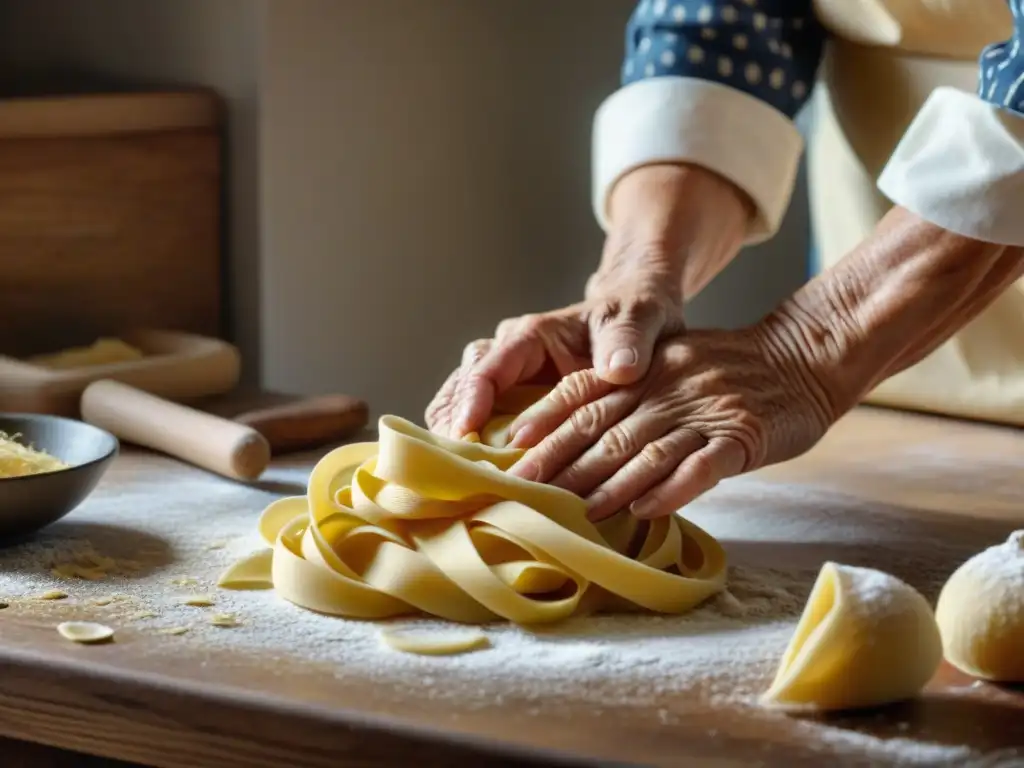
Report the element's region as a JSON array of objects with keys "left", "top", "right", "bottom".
[
  {"left": 935, "top": 530, "right": 1024, "bottom": 682},
  {"left": 761, "top": 562, "right": 942, "bottom": 711}
]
